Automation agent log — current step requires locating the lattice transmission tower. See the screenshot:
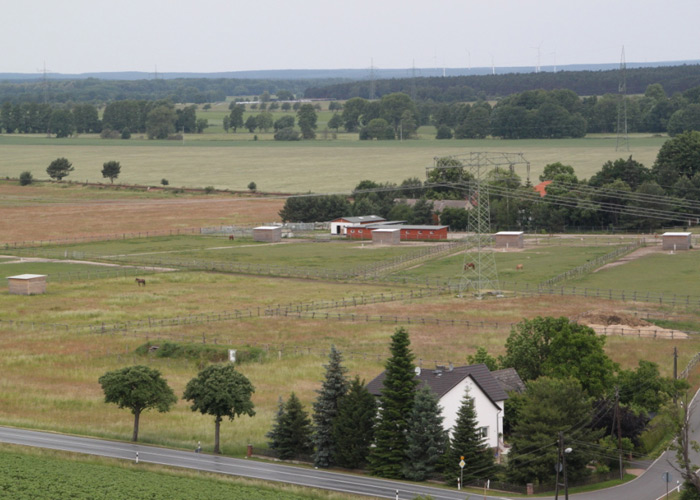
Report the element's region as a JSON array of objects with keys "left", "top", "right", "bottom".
[
  {"left": 427, "top": 152, "right": 530, "bottom": 298},
  {"left": 616, "top": 46, "right": 629, "bottom": 151}
]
